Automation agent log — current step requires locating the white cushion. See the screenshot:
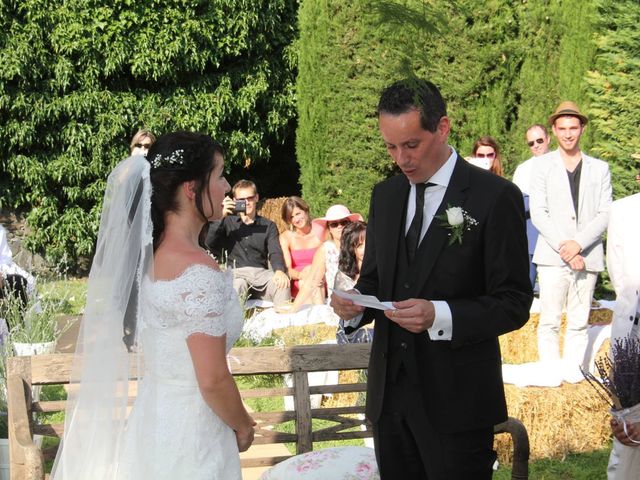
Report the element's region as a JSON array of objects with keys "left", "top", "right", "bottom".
[{"left": 259, "top": 446, "right": 379, "bottom": 480}]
